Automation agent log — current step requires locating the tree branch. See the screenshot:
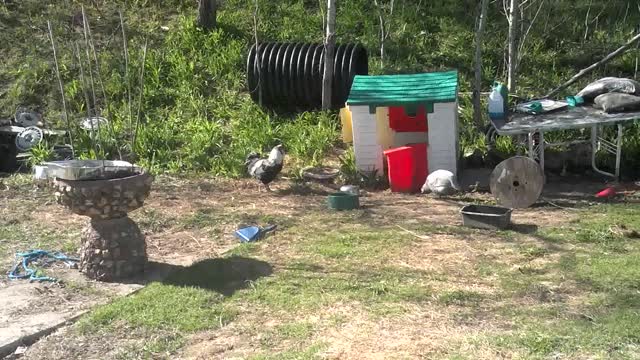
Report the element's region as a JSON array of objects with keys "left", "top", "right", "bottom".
[{"left": 545, "top": 32, "right": 640, "bottom": 98}]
